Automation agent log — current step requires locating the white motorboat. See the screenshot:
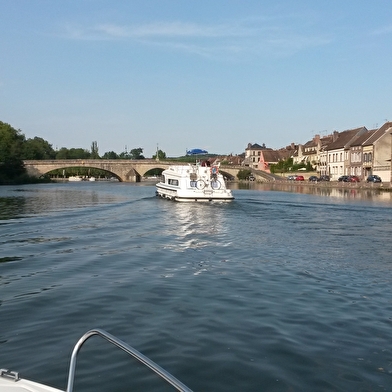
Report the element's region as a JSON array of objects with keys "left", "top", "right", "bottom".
[
  {"left": 67, "top": 176, "right": 82, "bottom": 182},
  {"left": 156, "top": 162, "right": 234, "bottom": 202},
  {"left": 0, "top": 329, "right": 192, "bottom": 392}
]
